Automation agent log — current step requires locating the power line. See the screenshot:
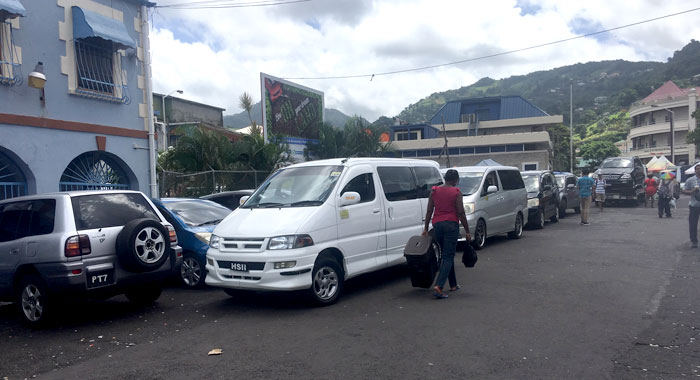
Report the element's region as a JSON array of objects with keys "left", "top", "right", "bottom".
[
  {"left": 283, "top": 6, "right": 700, "bottom": 80},
  {"left": 157, "top": 0, "right": 310, "bottom": 9}
]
